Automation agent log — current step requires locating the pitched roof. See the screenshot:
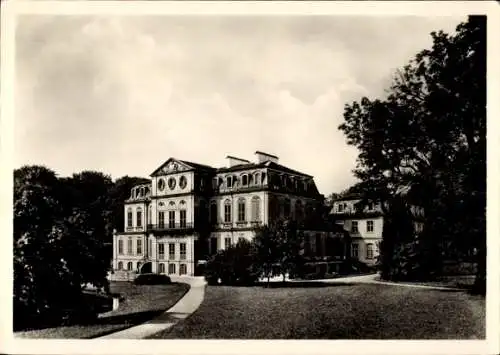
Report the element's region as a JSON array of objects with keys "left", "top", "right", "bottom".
[{"left": 179, "top": 160, "right": 216, "bottom": 171}]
